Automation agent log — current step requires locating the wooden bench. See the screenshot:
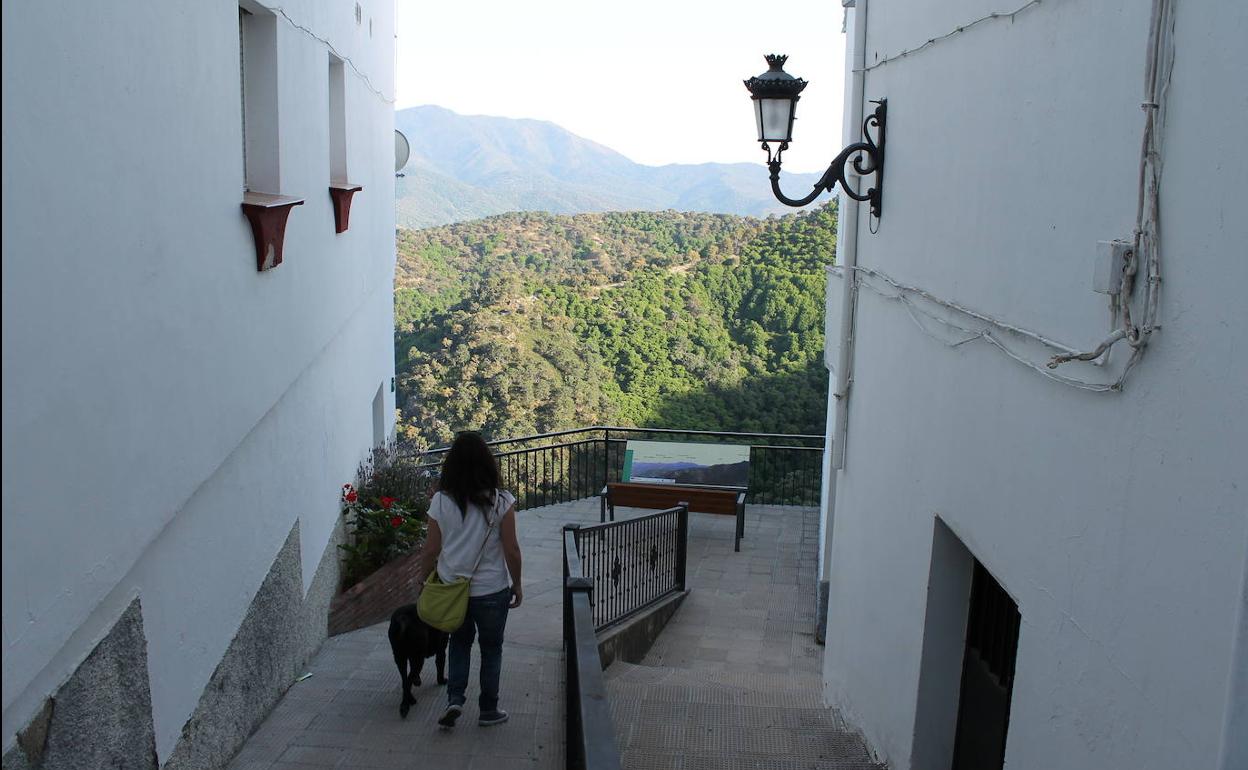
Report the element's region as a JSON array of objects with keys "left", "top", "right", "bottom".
[{"left": 601, "top": 482, "right": 748, "bottom": 552}]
